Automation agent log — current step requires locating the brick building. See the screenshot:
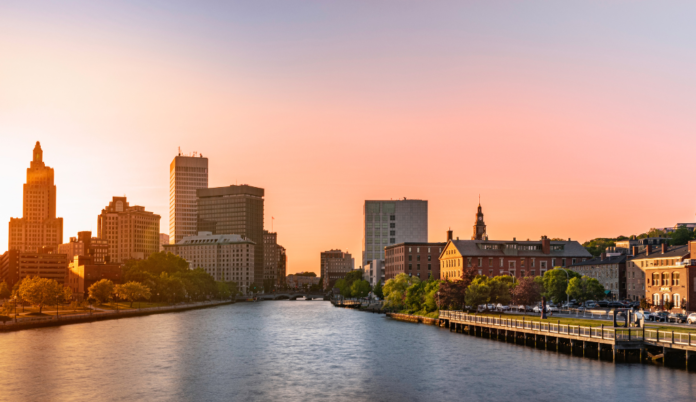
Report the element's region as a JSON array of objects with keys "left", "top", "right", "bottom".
[
  {"left": 320, "top": 250, "right": 354, "bottom": 290},
  {"left": 58, "top": 231, "right": 108, "bottom": 264},
  {"left": 0, "top": 247, "right": 69, "bottom": 287},
  {"left": 384, "top": 242, "right": 446, "bottom": 281},
  {"left": 66, "top": 255, "right": 122, "bottom": 300},
  {"left": 440, "top": 235, "right": 592, "bottom": 281},
  {"left": 627, "top": 243, "right": 695, "bottom": 312},
  {"left": 97, "top": 196, "right": 161, "bottom": 263},
  {"left": 567, "top": 255, "right": 627, "bottom": 300}
]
